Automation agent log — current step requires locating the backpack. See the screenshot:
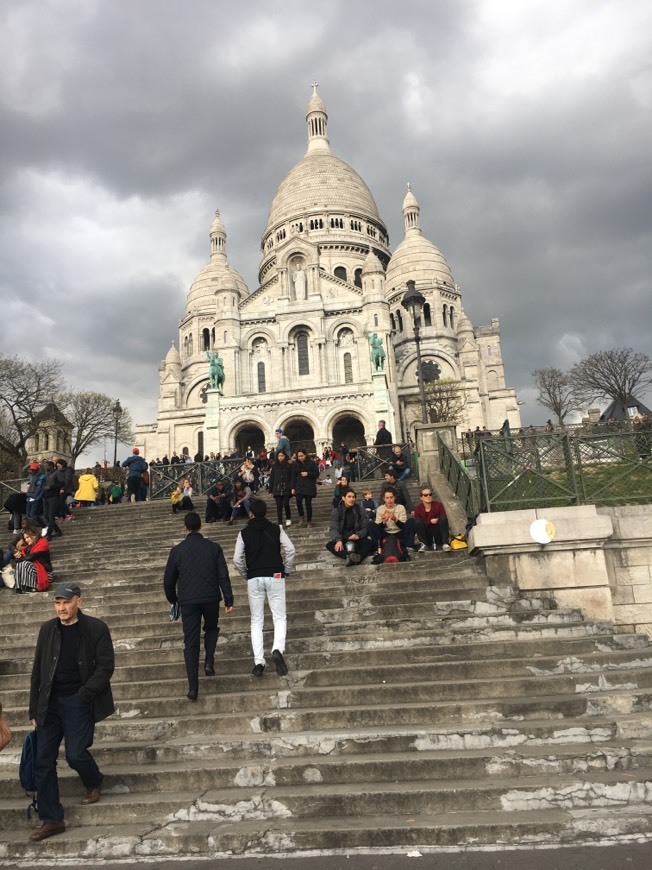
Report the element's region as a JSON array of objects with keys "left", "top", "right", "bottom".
[
  {"left": 19, "top": 729, "right": 38, "bottom": 818},
  {"left": 373, "top": 534, "right": 409, "bottom": 564},
  {"left": 450, "top": 533, "right": 468, "bottom": 550}
]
